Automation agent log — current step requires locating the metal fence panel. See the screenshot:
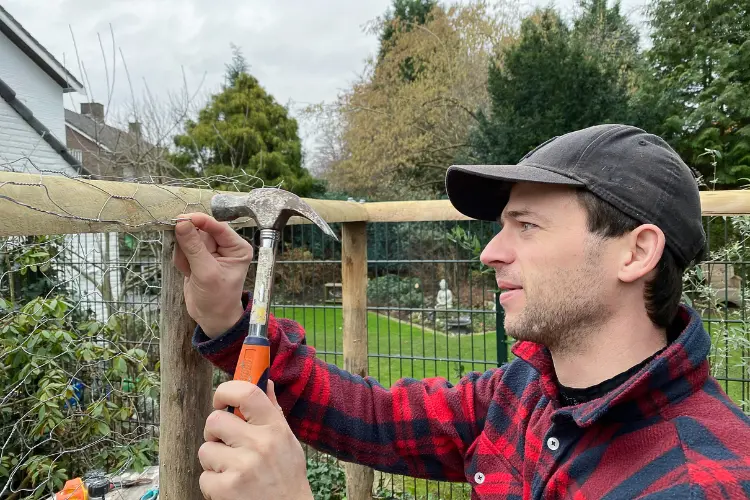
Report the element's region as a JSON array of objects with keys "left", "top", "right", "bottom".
[{"left": 3, "top": 215, "right": 750, "bottom": 499}]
